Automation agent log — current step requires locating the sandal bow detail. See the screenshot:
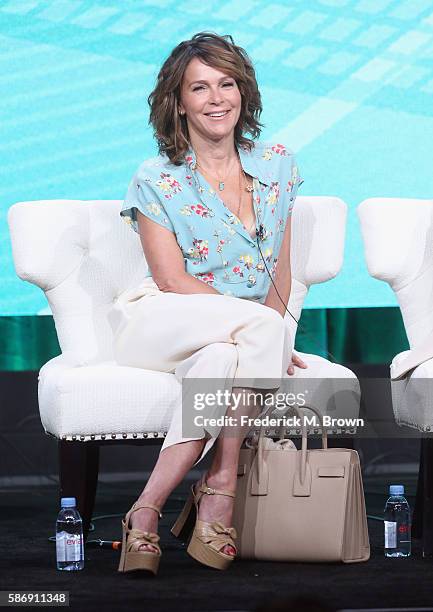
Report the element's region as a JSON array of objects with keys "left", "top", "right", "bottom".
[
  {"left": 118, "top": 501, "right": 162, "bottom": 575},
  {"left": 212, "top": 521, "right": 237, "bottom": 540},
  {"left": 126, "top": 529, "right": 161, "bottom": 553},
  {"left": 193, "top": 520, "right": 238, "bottom": 559},
  {"left": 171, "top": 477, "right": 237, "bottom": 570}
]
